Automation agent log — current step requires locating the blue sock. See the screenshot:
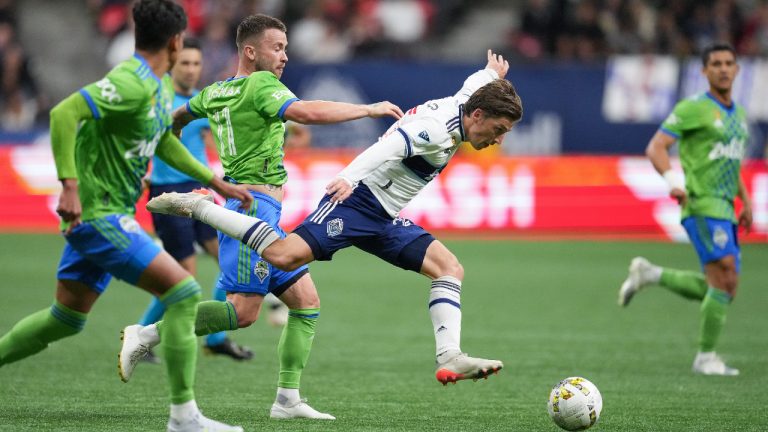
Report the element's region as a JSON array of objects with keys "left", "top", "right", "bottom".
[
  {"left": 205, "top": 282, "right": 228, "bottom": 347},
  {"left": 138, "top": 297, "right": 166, "bottom": 326}
]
